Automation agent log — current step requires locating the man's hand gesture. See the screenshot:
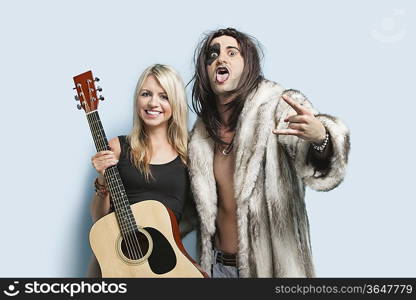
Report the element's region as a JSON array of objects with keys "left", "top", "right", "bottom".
[{"left": 273, "top": 93, "right": 326, "bottom": 144}]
